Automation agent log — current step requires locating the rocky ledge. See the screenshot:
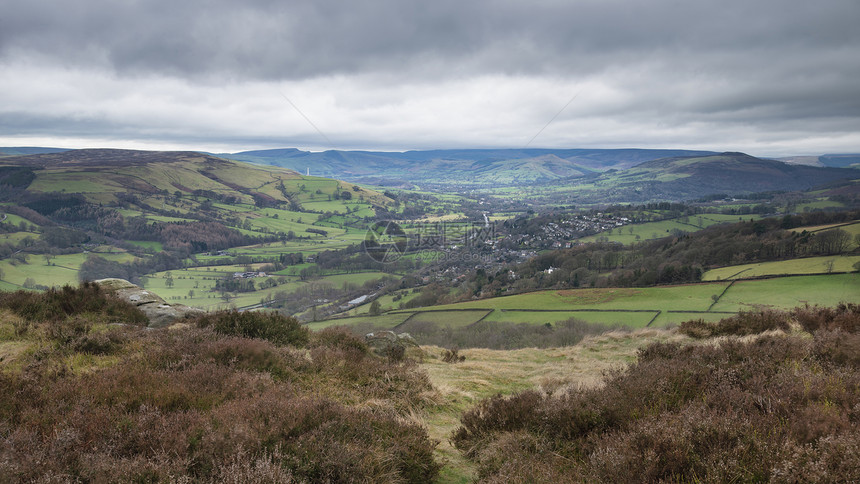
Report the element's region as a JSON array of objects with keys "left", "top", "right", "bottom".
[{"left": 95, "top": 278, "right": 205, "bottom": 328}]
